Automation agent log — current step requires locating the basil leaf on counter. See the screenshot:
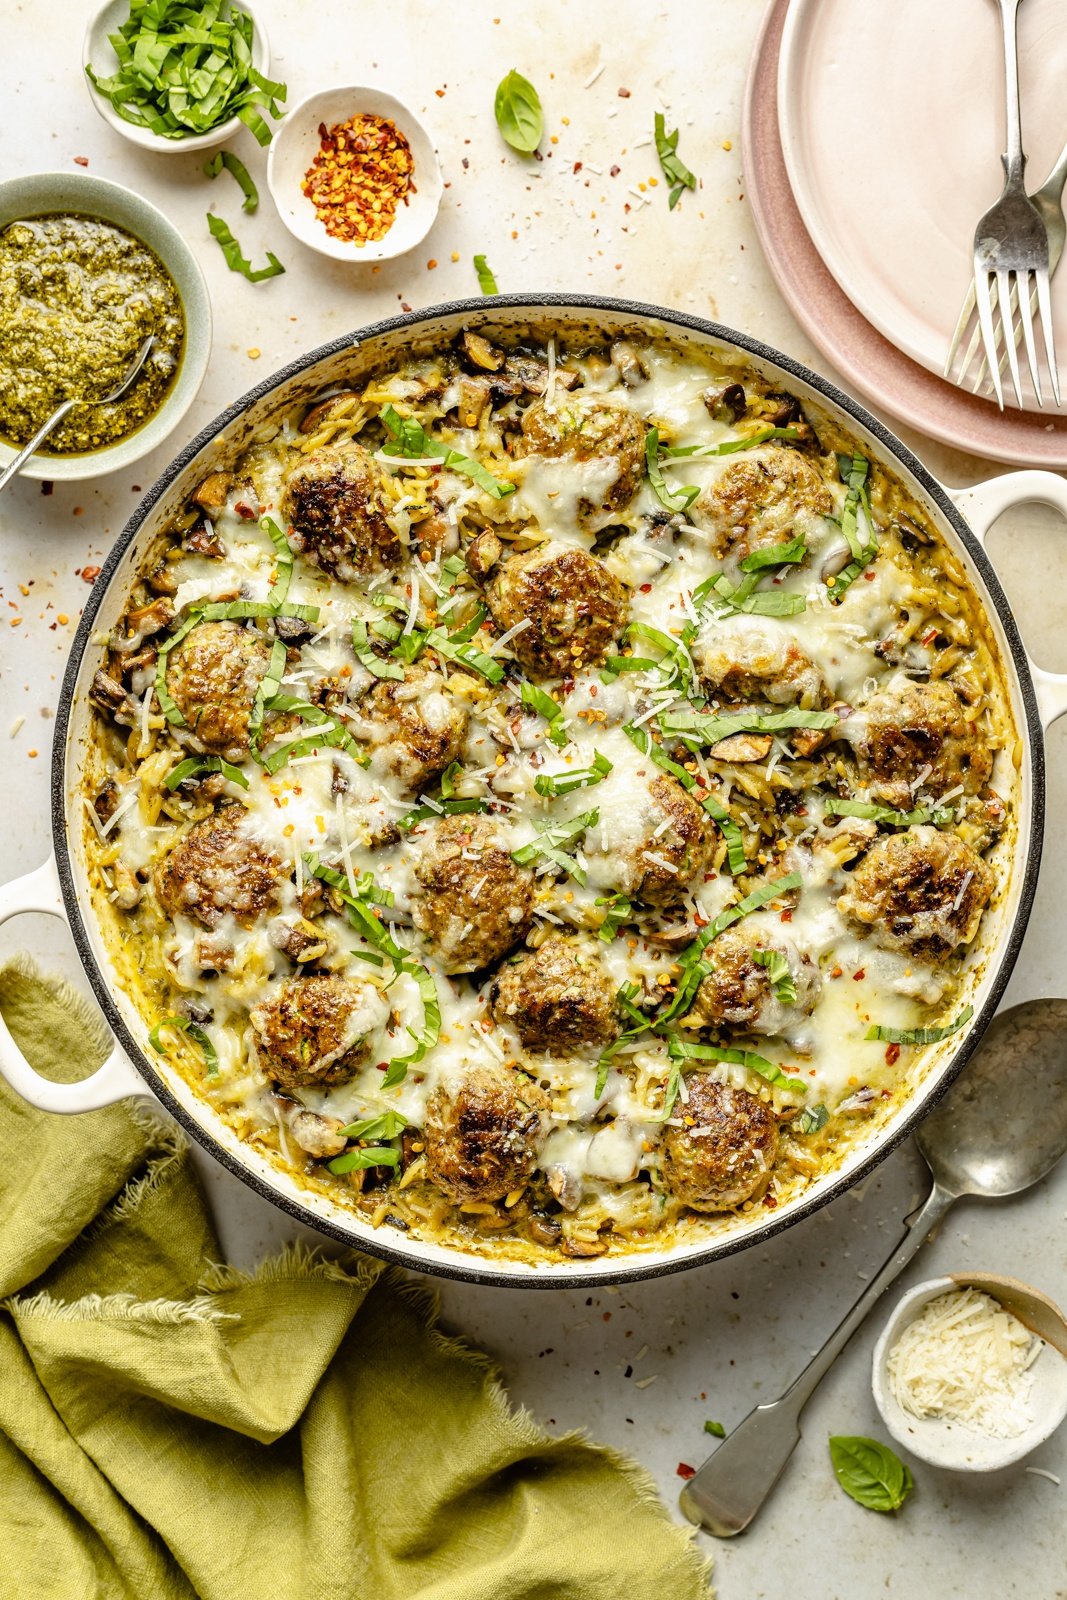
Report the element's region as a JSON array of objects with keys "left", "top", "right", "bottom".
[
  {"left": 654, "top": 112, "right": 697, "bottom": 209},
  {"left": 704, "top": 1420, "right": 726, "bottom": 1438},
  {"left": 473, "top": 254, "right": 499, "bottom": 293},
  {"left": 204, "top": 149, "right": 259, "bottom": 212},
  {"left": 494, "top": 69, "right": 544, "bottom": 153},
  {"left": 206, "top": 214, "right": 285, "bottom": 281},
  {"left": 828, "top": 1436, "right": 915, "bottom": 1513}
]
